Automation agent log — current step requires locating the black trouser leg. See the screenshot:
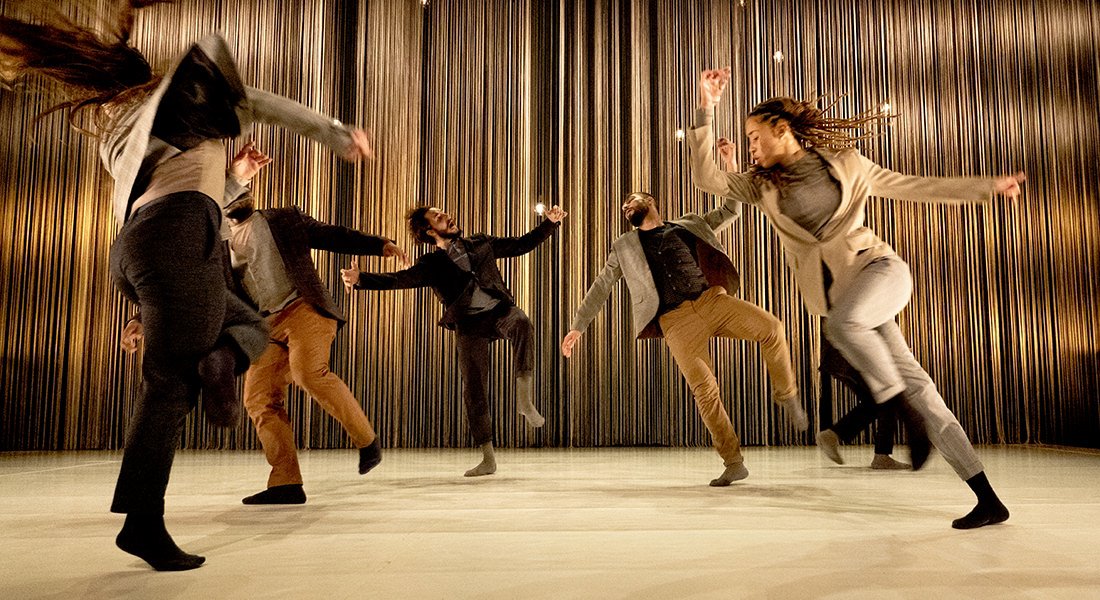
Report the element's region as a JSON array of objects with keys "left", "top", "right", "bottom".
[
  {"left": 455, "top": 330, "right": 493, "bottom": 446},
  {"left": 494, "top": 306, "right": 534, "bottom": 376},
  {"left": 871, "top": 396, "right": 898, "bottom": 455},
  {"left": 109, "top": 194, "right": 229, "bottom": 514}
]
